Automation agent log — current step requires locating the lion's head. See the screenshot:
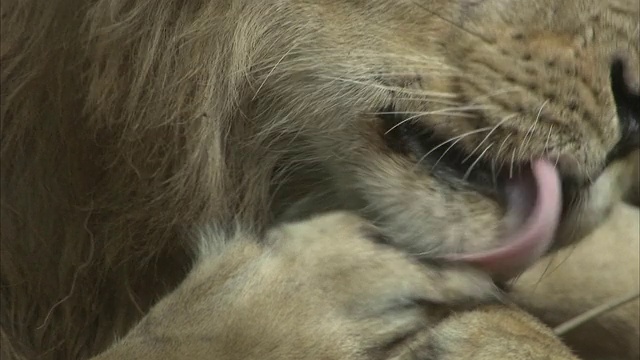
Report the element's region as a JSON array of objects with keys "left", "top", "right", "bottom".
[
  {"left": 3, "top": 0, "right": 638, "bottom": 288},
  {"left": 9, "top": 0, "right": 638, "bottom": 273},
  {"left": 246, "top": 0, "right": 640, "bottom": 279}
]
